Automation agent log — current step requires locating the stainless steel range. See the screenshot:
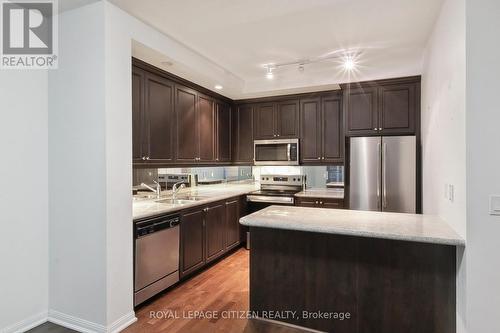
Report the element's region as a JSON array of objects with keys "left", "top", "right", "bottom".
[
  {"left": 245, "top": 175, "right": 305, "bottom": 249},
  {"left": 247, "top": 174, "right": 306, "bottom": 206}
]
